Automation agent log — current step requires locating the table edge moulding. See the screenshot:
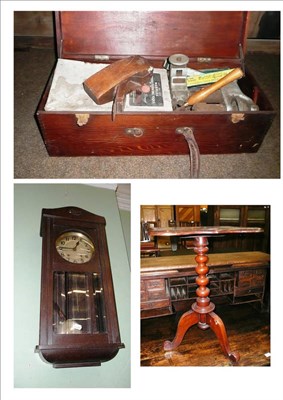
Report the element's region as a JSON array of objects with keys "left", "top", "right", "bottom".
[{"left": 148, "top": 226, "right": 264, "bottom": 364}]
